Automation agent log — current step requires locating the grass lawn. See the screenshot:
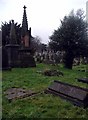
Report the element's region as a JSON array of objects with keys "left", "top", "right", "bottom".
[{"left": 2, "top": 63, "right": 88, "bottom": 119}]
